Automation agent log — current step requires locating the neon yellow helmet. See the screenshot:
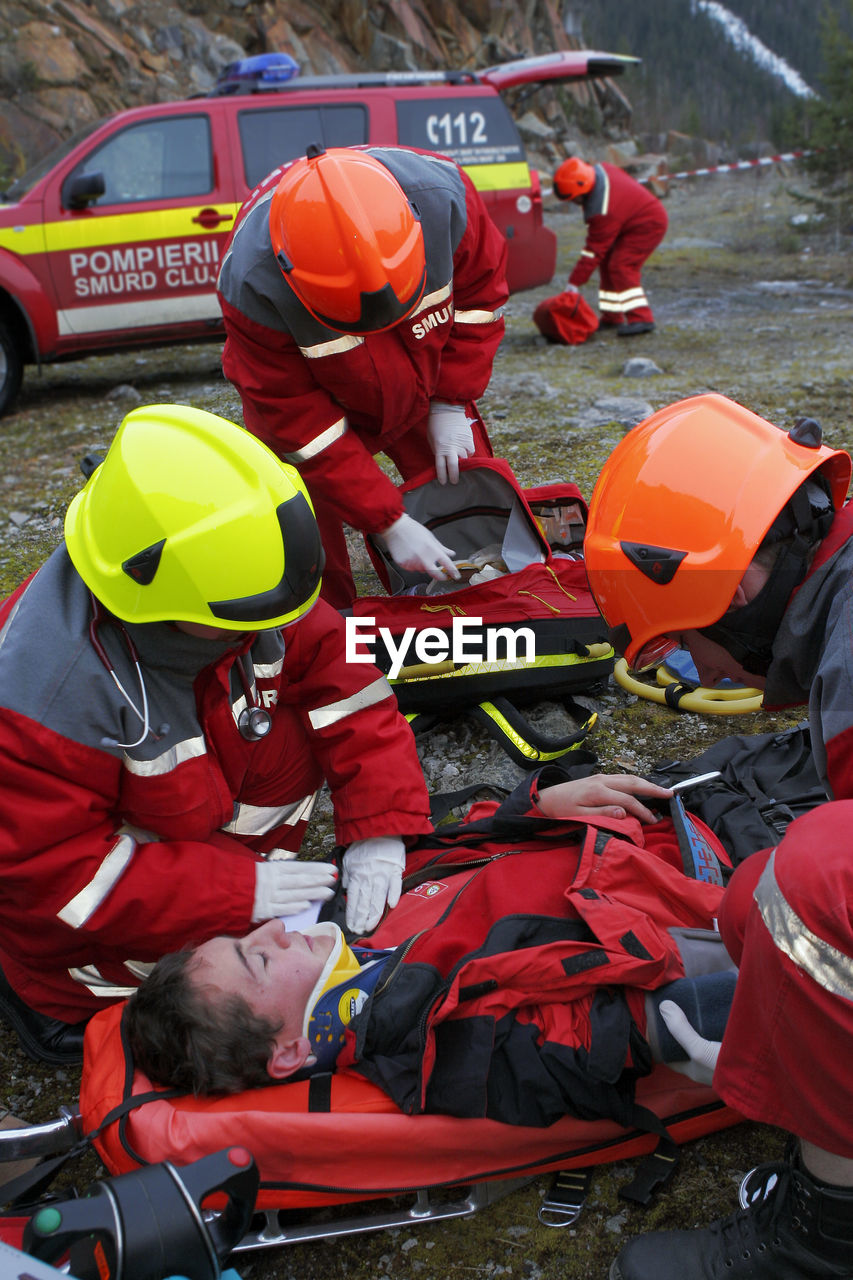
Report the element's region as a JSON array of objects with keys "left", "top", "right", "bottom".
[{"left": 65, "top": 404, "right": 324, "bottom": 630}]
